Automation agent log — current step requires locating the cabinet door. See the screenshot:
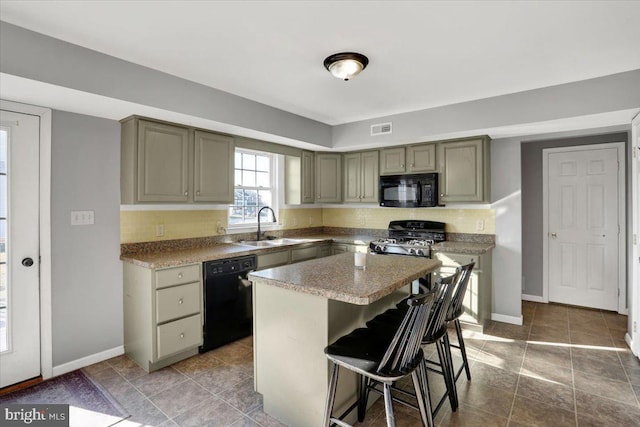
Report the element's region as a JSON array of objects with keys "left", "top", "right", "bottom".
[
  {"left": 360, "top": 151, "right": 379, "bottom": 203},
  {"left": 380, "top": 147, "right": 405, "bottom": 175},
  {"left": 407, "top": 143, "right": 436, "bottom": 172},
  {"left": 301, "top": 151, "right": 315, "bottom": 203},
  {"left": 315, "top": 153, "right": 342, "bottom": 203},
  {"left": 439, "top": 138, "right": 486, "bottom": 203},
  {"left": 343, "top": 153, "right": 361, "bottom": 203},
  {"left": 137, "top": 120, "right": 190, "bottom": 202},
  {"left": 194, "top": 130, "right": 234, "bottom": 203}
]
